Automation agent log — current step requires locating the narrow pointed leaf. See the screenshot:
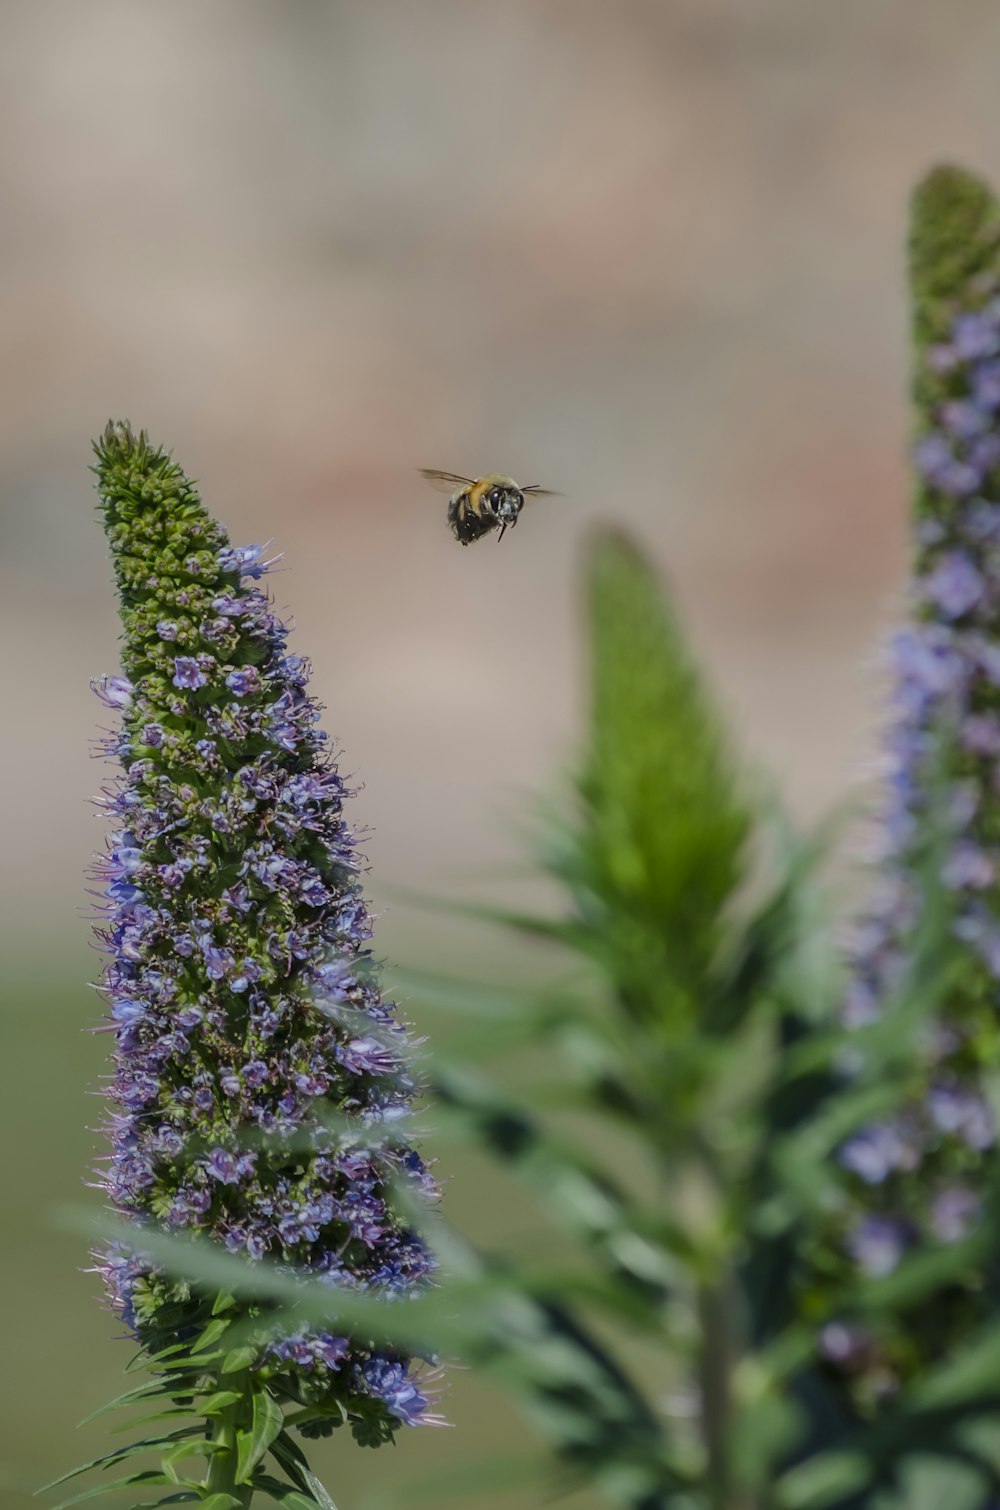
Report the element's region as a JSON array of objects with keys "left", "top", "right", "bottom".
[
  {"left": 78, "top": 1378, "right": 183, "bottom": 1426},
  {"left": 220, "top": 1346, "right": 258, "bottom": 1375},
  {"left": 49, "top": 1472, "right": 176, "bottom": 1510},
  {"left": 252, "top": 1480, "right": 321, "bottom": 1510},
  {"left": 39, "top": 1431, "right": 202, "bottom": 1493},
  {"left": 190, "top": 1317, "right": 231, "bottom": 1355},
  {"left": 198, "top": 1391, "right": 244, "bottom": 1417}
]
